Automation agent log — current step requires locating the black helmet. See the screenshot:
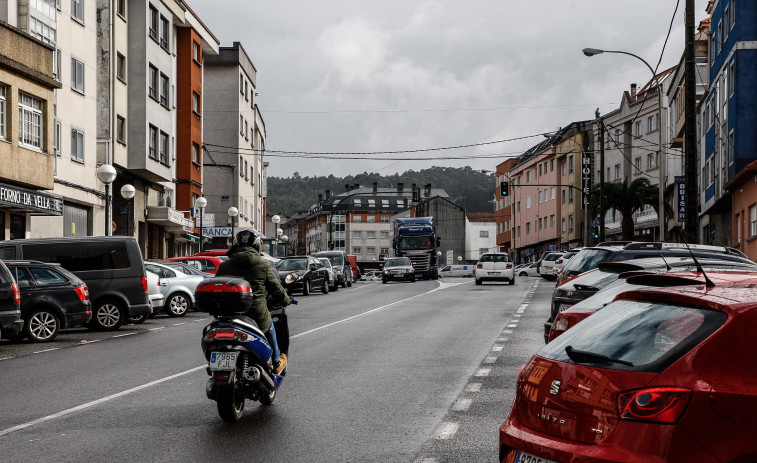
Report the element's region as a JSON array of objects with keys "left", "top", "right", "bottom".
[{"left": 235, "top": 228, "right": 262, "bottom": 251}]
